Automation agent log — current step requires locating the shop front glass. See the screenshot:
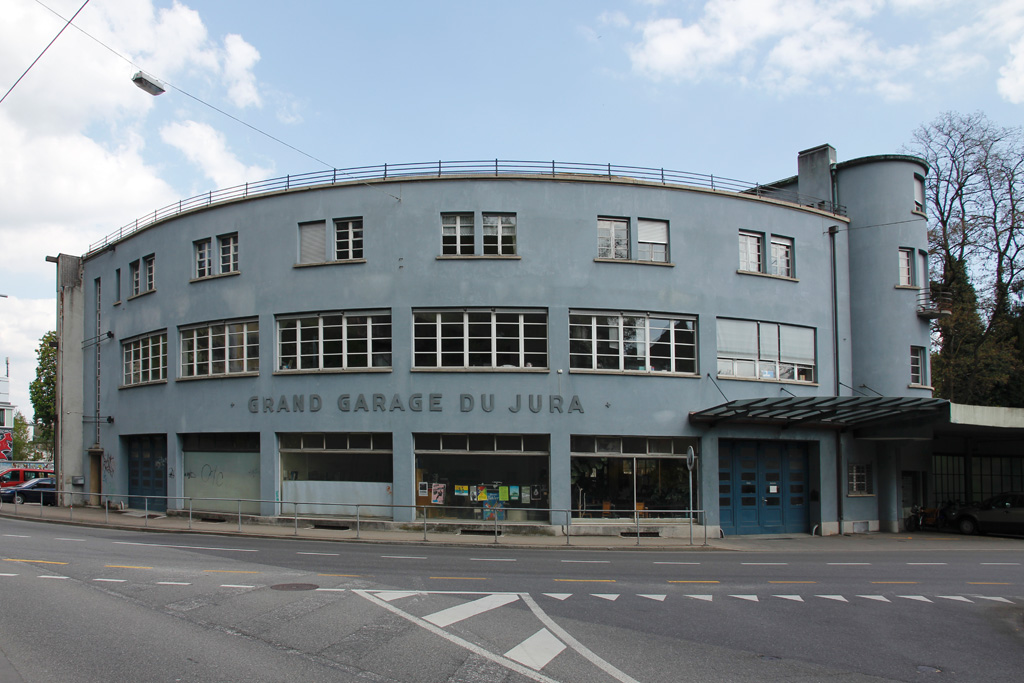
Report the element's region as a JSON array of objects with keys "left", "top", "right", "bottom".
[
  {"left": 414, "top": 433, "right": 549, "bottom": 522},
  {"left": 571, "top": 435, "right": 699, "bottom": 519}
]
